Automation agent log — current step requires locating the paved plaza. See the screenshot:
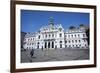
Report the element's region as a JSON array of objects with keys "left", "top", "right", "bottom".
[{"left": 21, "top": 48, "right": 89, "bottom": 63}]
